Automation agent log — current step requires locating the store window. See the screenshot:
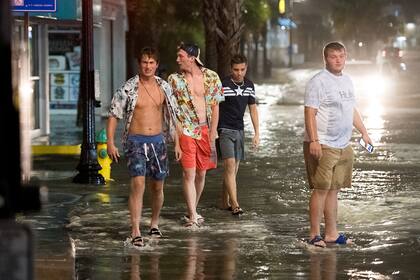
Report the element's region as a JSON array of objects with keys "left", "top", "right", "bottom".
[{"left": 48, "top": 28, "right": 81, "bottom": 110}]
